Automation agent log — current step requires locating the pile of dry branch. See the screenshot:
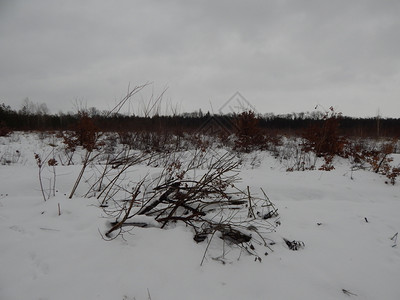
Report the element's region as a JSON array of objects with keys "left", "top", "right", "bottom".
[{"left": 99, "top": 152, "right": 279, "bottom": 262}]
